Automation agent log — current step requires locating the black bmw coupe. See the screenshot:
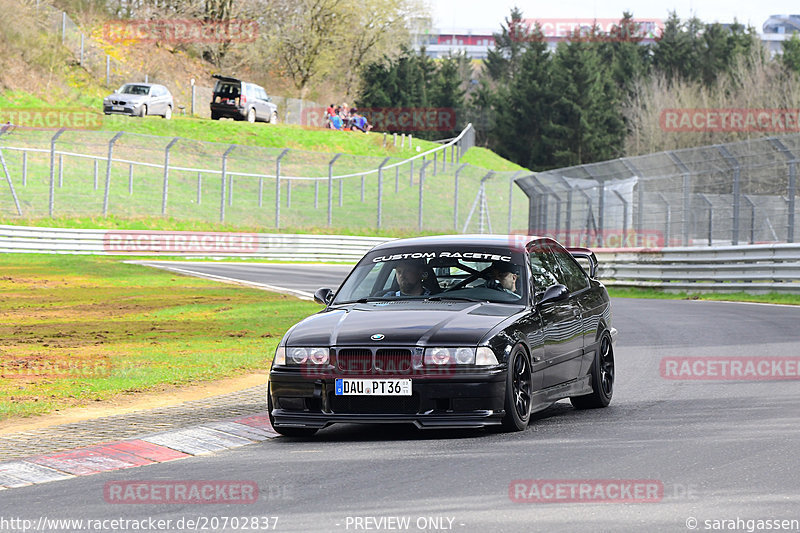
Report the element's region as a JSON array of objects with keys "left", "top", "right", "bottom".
[{"left": 268, "top": 234, "right": 617, "bottom": 436}]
